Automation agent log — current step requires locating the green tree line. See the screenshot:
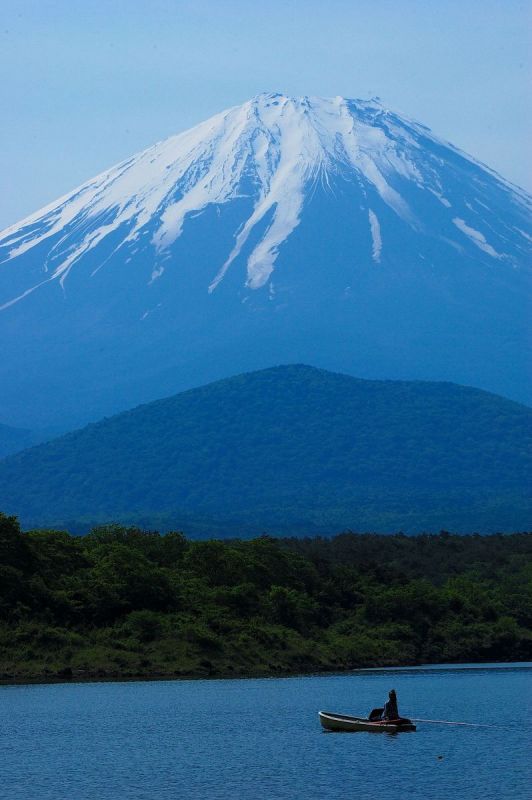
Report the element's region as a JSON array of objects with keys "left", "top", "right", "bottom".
[{"left": 1, "top": 512, "right": 530, "bottom": 681}]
